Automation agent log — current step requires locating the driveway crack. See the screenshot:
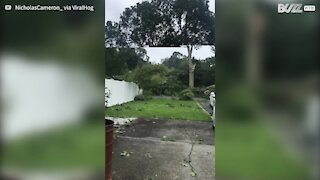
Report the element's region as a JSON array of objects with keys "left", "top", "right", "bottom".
[{"left": 184, "top": 129, "right": 200, "bottom": 180}]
